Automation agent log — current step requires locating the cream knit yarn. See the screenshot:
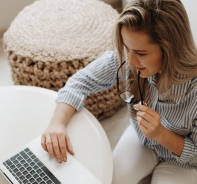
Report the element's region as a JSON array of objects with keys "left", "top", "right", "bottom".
[{"left": 3, "top": 0, "right": 124, "bottom": 120}]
